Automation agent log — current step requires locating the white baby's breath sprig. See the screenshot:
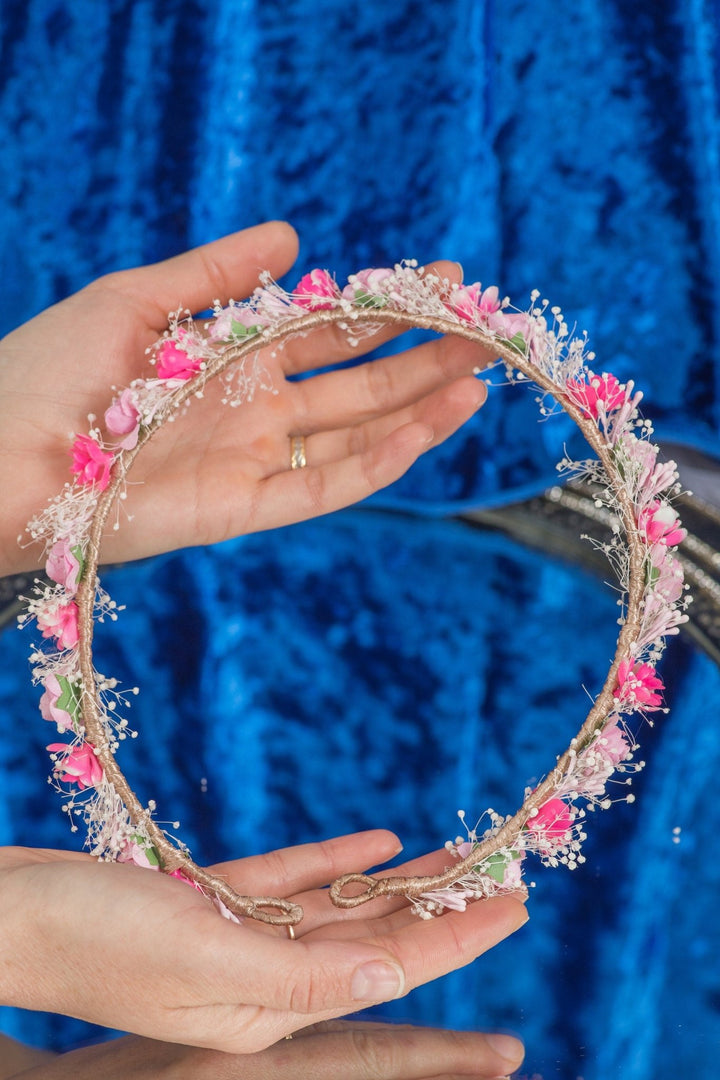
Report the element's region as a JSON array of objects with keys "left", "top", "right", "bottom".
[{"left": 21, "top": 262, "right": 689, "bottom": 924}]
